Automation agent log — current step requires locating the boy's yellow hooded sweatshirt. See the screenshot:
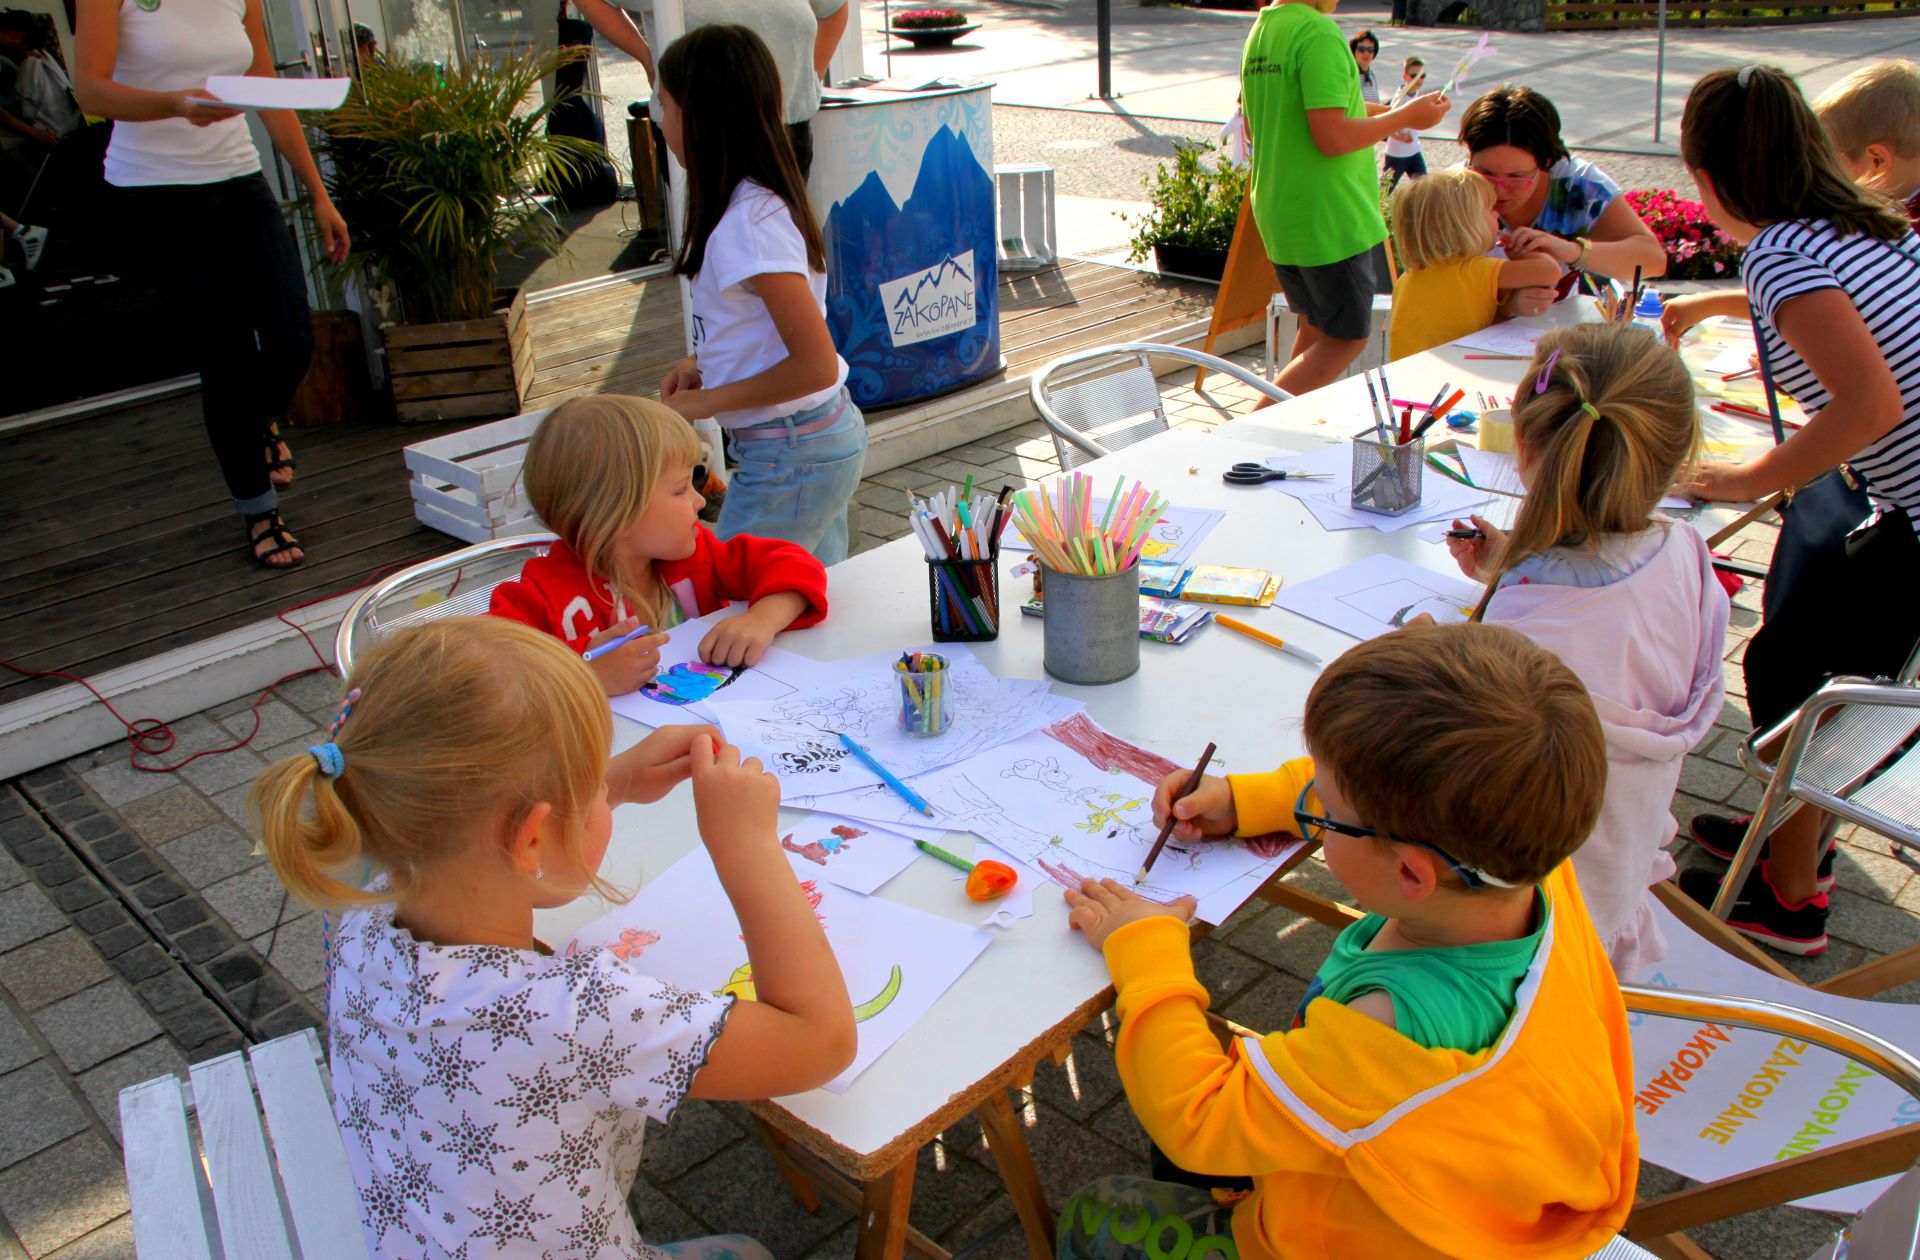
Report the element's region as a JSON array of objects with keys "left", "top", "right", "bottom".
[{"left": 1102, "top": 762, "right": 1639, "bottom": 1259}]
